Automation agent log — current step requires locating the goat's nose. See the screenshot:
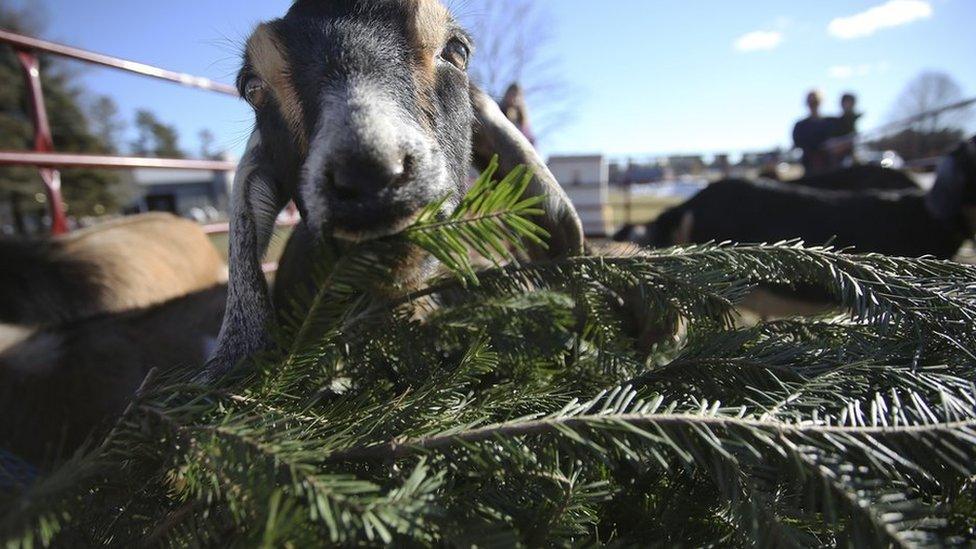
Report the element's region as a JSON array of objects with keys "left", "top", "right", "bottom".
[{"left": 327, "top": 154, "right": 411, "bottom": 201}]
